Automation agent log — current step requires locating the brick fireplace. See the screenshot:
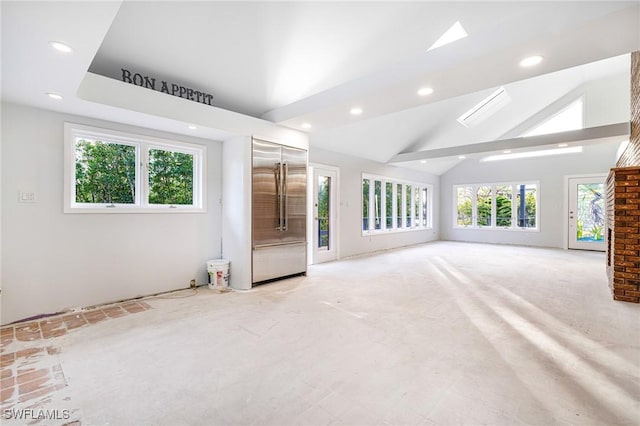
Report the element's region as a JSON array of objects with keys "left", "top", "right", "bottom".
[{"left": 605, "top": 51, "right": 640, "bottom": 303}]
